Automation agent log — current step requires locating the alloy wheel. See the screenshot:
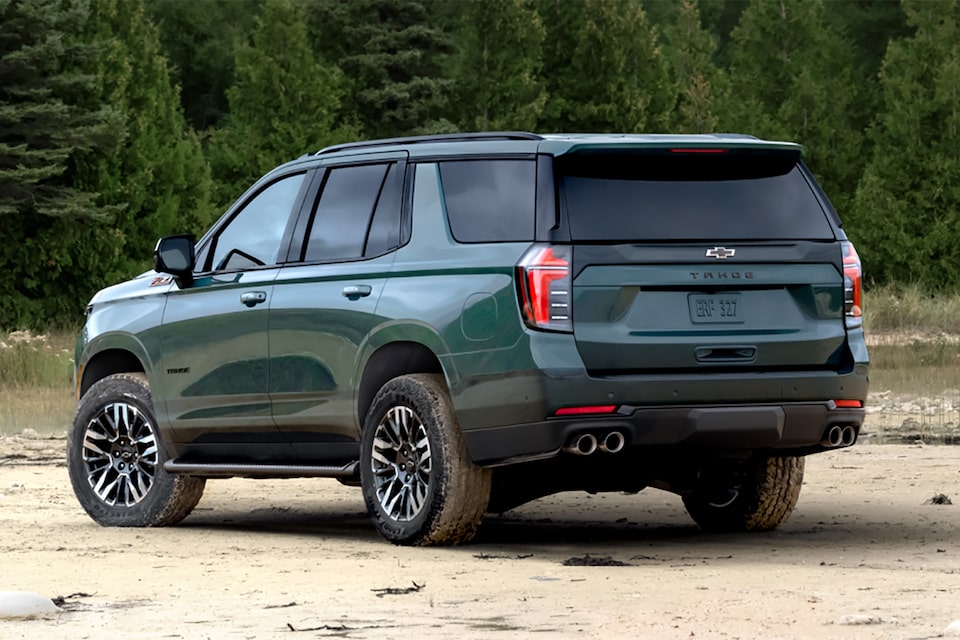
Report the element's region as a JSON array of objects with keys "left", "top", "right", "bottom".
[
  {"left": 369, "top": 405, "right": 432, "bottom": 522},
  {"left": 81, "top": 402, "right": 159, "bottom": 507}
]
